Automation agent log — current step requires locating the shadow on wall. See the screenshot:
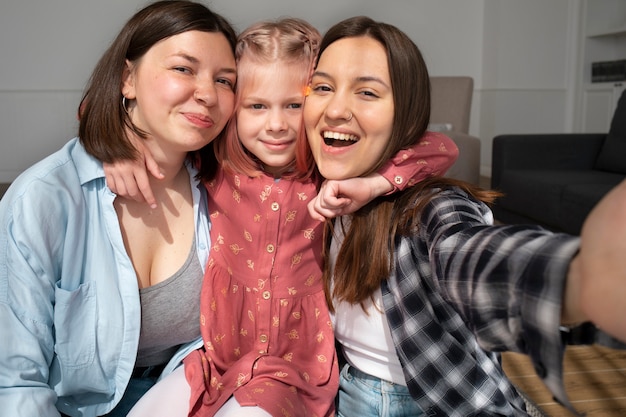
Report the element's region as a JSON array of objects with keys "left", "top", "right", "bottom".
[{"left": 0, "top": 183, "right": 9, "bottom": 200}]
